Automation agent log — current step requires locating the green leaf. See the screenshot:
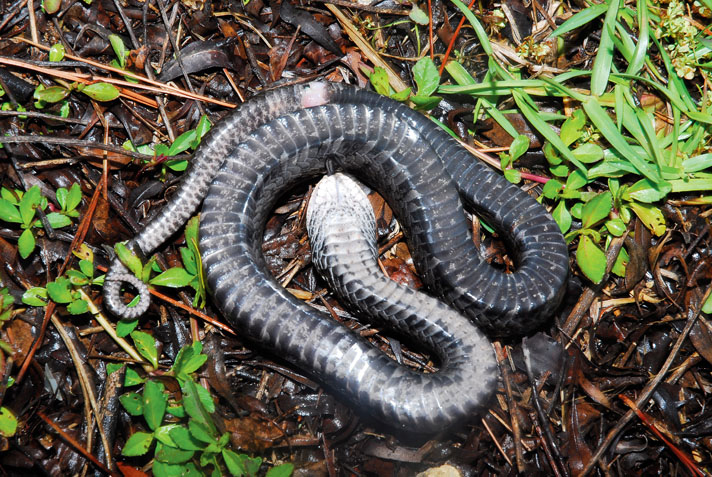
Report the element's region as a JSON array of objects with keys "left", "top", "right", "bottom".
[
  {"left": 119, "top": 392, "right": 144, "bottom": 416},
  {"left": 180, "top": 247, "right": 197, "bottom": 276},
  {"left": 503, "top": 168, "right": 521, "bottom": 184},
  {"left": 0, "top": 198, "right": 21, "bottom": 223},
  {"left": 390, "top": 87, "right": 412, "bottom": 102},
  {"left": 143, "top": 380, "right": 167, "bottom": 431},
  {"left": 46, "top": 277, "right": 73, "bottom": 303},
  {"left": 560, "top": 110, "right": 586, "bottom": 146},
  {"left": 81, "top": 83, "right": 120, "bottom": 102},
  {"left": 605, "top": 218, "right": 626, "bottom": 236},
  {"left": 565, "top": 169, "right": 588, "bottom": 191},
  {"left": 122, "top": 431, "right": 154, "bottom": 456},
  {"left": 627, "top": 201, "right": 666, "bottom": 236},
  {"left": 124, "top": 366, "right": 145, "bottom": 386},
  {"left": 410, "top": 94, "right": 441, "bottom": 110},
  {"left": 66, "top": 183, "right": 82, "bottom": 211},
  {"left": 168, "top": 425, "right": 205, "bottom": 451},
  {"left": 542, "top": 179, "right": 563, "bottom": 199},
  {"left": 192, "top": 115, "right": 212, "bottom": 149},
  {"left": 412, "top": 57, "right": 440, "bottom": 97},
  {"left": 115, "top": 242, "right": 143, "bottom": 277},
  {"left": 109, "top": 34, "right": 127, "bottom": 69},
  {"left": 181, "top": 380, "right": 215, "bottom": 432},
  {"left": 577, "top": 235, "right": 607, "bottom": 284},
  {"left": 581, "top": 191, "right": 612, "bottom": 229},
  {"left": 187, "top": 419, "right": 215, "bottom": 444},
  {"left": 165, "top": 159, "right": 188, "bottom": 172},
  {"left": 149, "top": 267, "right": 194, "bottom": 288},
  {"left": 22, "top": 287, "right": 48, "bottom": 306},
  {"left": 623, "top": 178, "right": 671, "bottom": 203},
  {"left": 116, "top": 317, "right": 139, "bottom": 337},
  {"left": 589, "top": 0, "right": 619, "bottom": 96},
  {"left": 79, "top": 259, "right": 94, "bottom": 279},
  {"left": 552, "top": 201, "right": 572, "bottom": 234},
  {"left": 369, "top": 67, "right": 391, "bottom": 96},
  {"left": 131, "top": 330, "right": 158, "bottom": 369},
  {"left": 55, "top": 187, "right": 68, "bottom": 210},
  {"left": 222, "top": 449, "right": 247, "bottom": 477},
  {"left": 67, "top": 299, "right": 88, "bottom": 315},
  {"left": 45, "top": 212, "right": 72, "bottom": 228},
  {"left": 509, "top": 135, "right": 530, "bottom": 161},
  {"left": 548, "top": 2, "right": 608, "bottom": 39},
  {"left": 611, "top": 246, "right": 629, "bottom": 277},
  {"left": 703, "top": 292, "right": 712, "bottom": 314},
  {"left": 18, "top": 229, "right": 35, "bottom": 259},
  {"left": 19, "top": 186, "right": 41, "bottom": 226},
  {"left": 266, "top": 463, "right": 295, "bottom": 477},
  {"left": 409, "top": 4, "right": 429, "bottom": 25},
  {"left": 153, "top": 461, "right": 201, "bottom": 477},
  {"left": 168, "top": 129, "right": 197, "bottom": 157},
  {"left": 154, "top": 424, "right": 181, "bottom": 447},
  {"left": 34, "top": 85, "right": 69, "bottom": 104},
  {"left": 49, "top": 43, "right": 65, "bottom": 62},
  {"left": 0, "top": 407, "right": 17, "bottom": 437},
  {"left": 107, "top": 363, "right": 124, "bottom": 375},
  {"left": 572, "top": 142, "right": 604, "bottom": 163},
  {"left": 42, "top": 0, "right": 62, "bottom": 14}
]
